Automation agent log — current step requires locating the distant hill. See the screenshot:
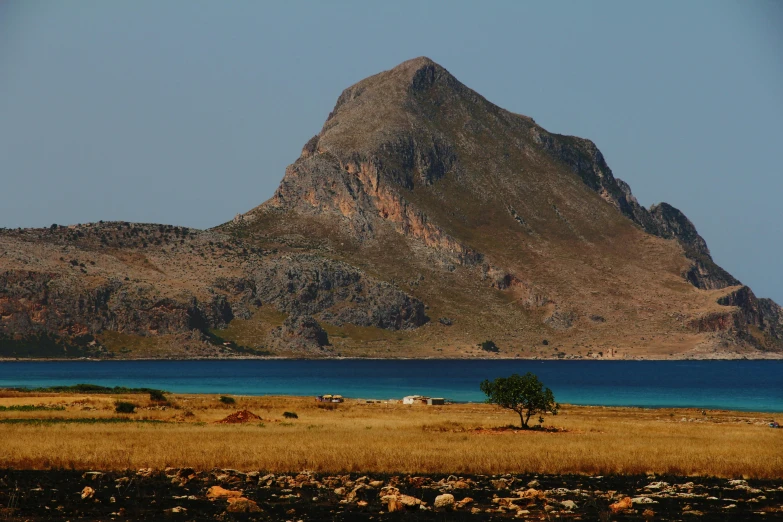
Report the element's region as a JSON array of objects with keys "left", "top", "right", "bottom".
[{"left": 2, "top": 57, "right": 781, "bottom": 360}]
